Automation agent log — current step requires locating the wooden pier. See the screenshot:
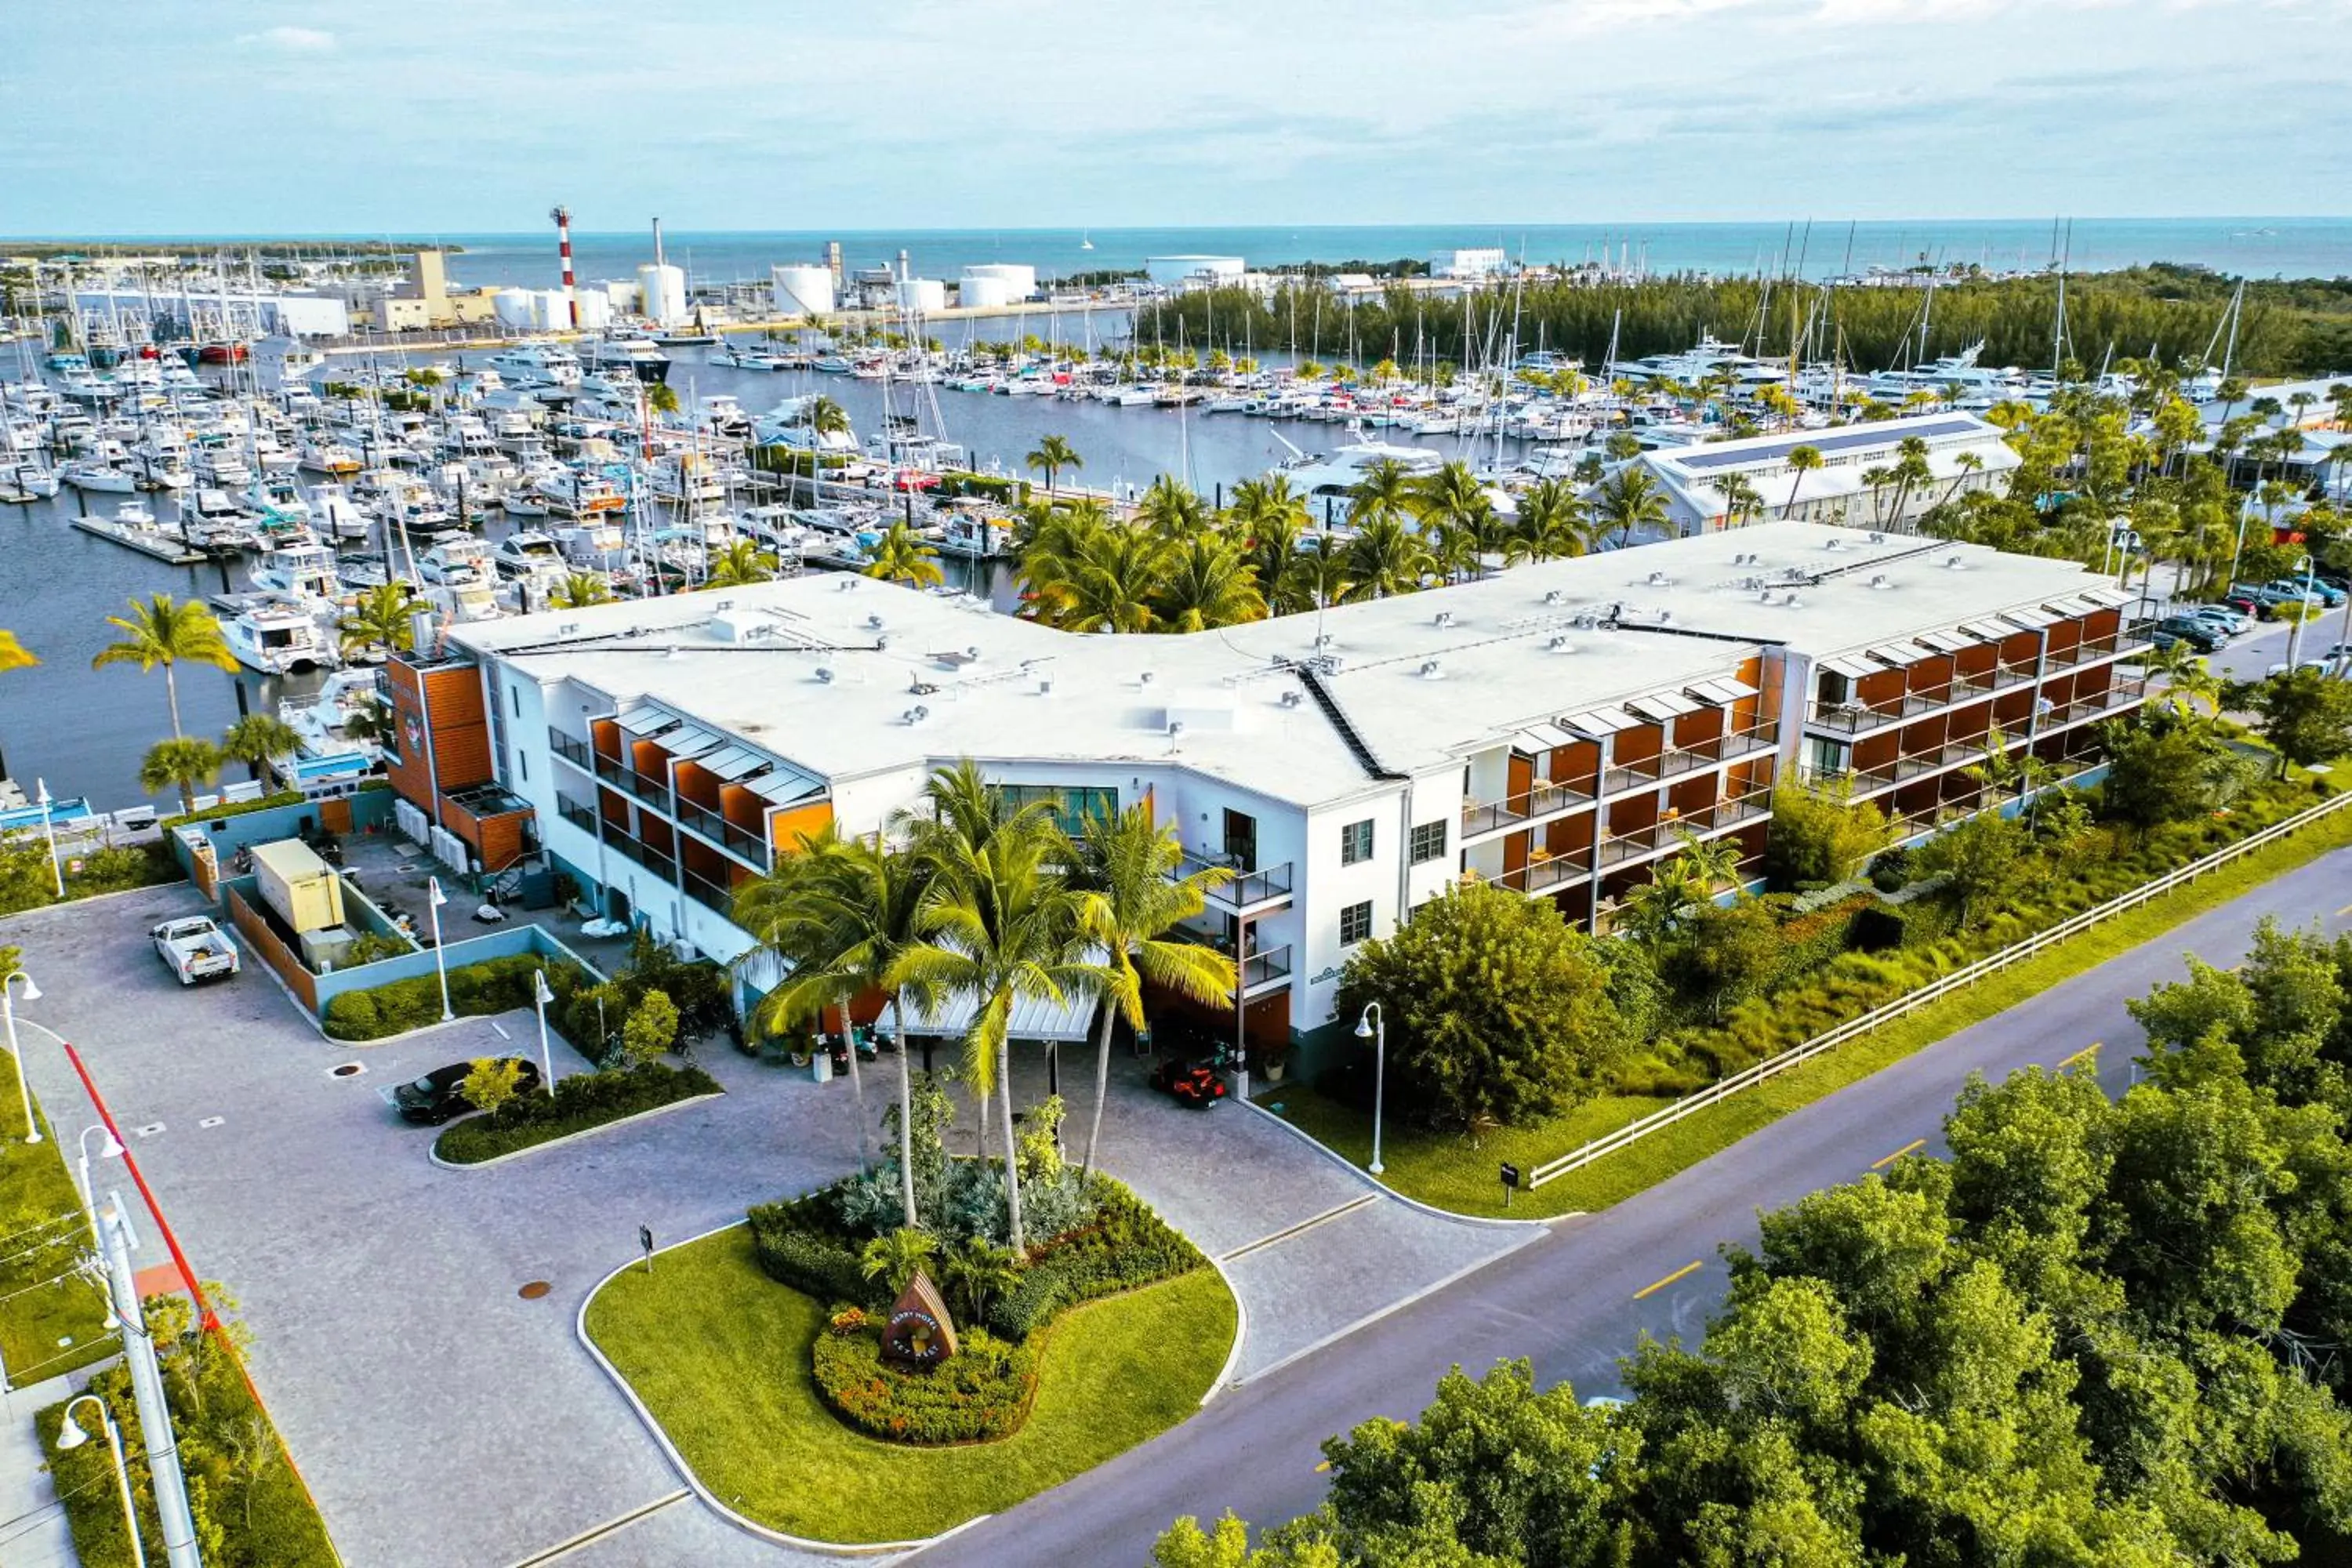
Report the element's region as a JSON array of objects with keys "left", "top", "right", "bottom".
[{"left": 71, "top": 516, "right": 209, "bottom": 565}]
